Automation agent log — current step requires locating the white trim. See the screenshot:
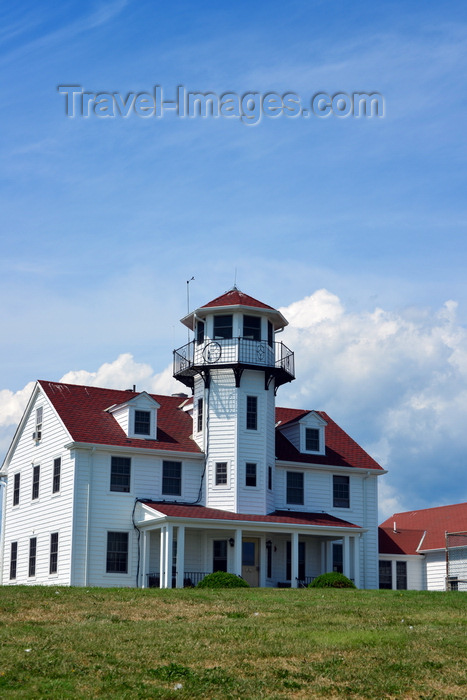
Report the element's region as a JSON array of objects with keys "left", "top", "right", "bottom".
[
  {"left": 64, "top": 442, "right": 202, "bottom": 460},
  {"left": 275, "top": 460, "right": 387, "bottom": 475}
]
